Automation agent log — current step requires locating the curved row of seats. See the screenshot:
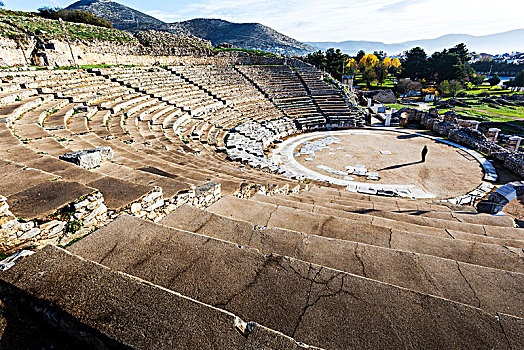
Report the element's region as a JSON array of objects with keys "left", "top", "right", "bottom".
[{"left": 1, "top": 64, "right": 523, "bottom": 349}]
